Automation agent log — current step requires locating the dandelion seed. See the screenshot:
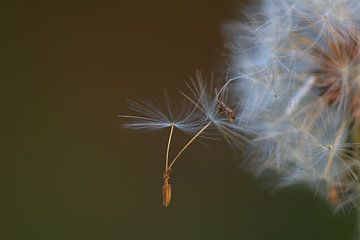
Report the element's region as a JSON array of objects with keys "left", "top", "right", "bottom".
[
  {"left": 120, "top": 93, "right": 213, "bottom": 207},
  {"left": 162, "top": 168, "right": 172, "bottom": 208},
  {"left": 329, "top": 184, "right": 339, "bottom": 206}
]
